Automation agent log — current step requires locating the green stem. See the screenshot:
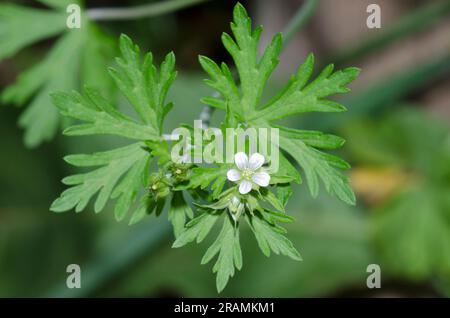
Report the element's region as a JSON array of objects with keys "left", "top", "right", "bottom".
[
  {"left": 282, "top": 0, "right": 318, "bottom": 47},
  {"left": 87, "top": 0, "right": 213, "bottom": 21},
  {"left": 345, "top": 54, "right": 450, "bottom": 117},
  {"left": 328, "top": 0, "right": 450, "bottom": 65}
]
